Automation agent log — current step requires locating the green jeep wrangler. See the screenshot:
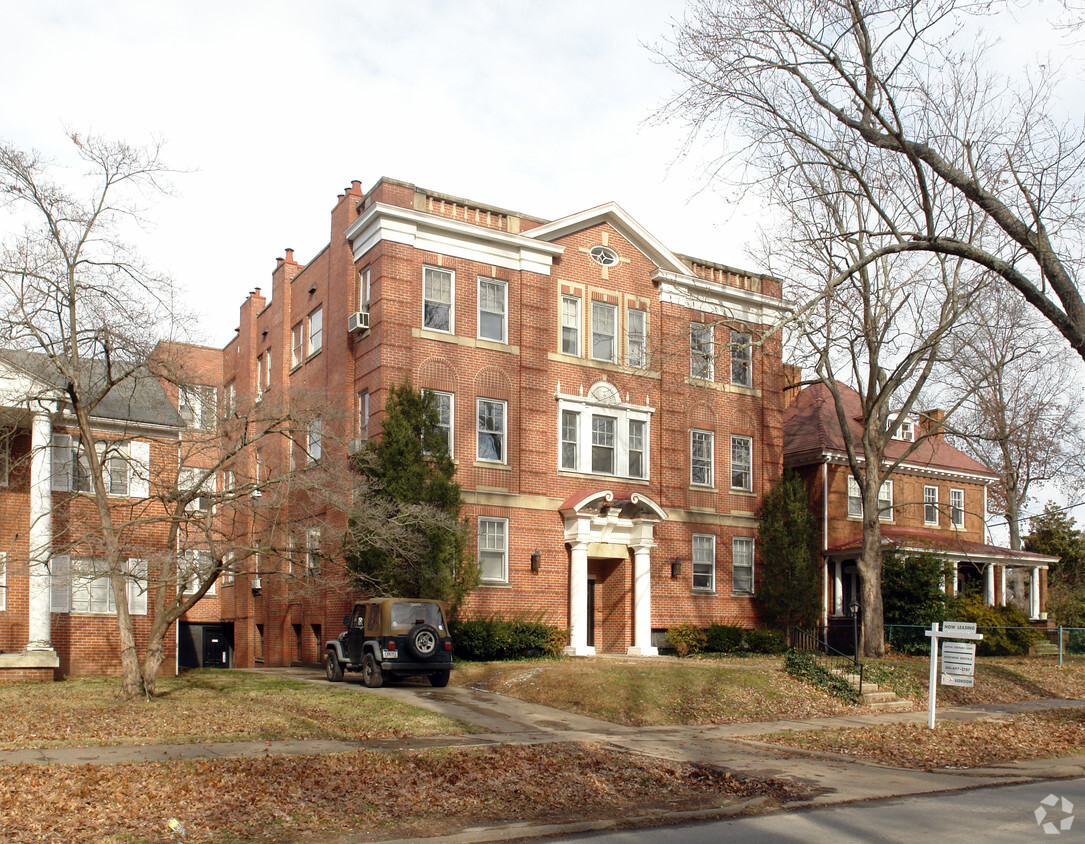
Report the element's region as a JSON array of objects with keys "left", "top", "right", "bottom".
[{"left": 324, "top": 597, "right": 453, "bottom": 688}]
